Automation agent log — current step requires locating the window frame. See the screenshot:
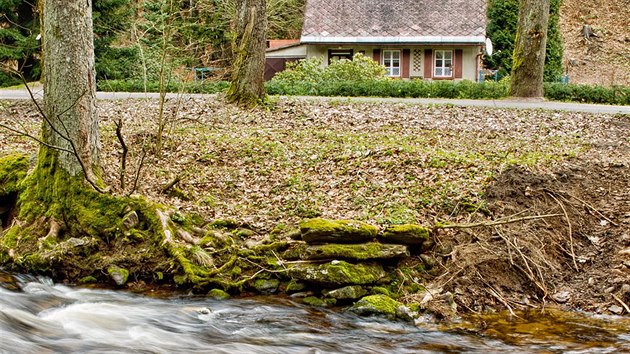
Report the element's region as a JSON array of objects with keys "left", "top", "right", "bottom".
[
  {"left": 382, "top": 49, "right": 401, "bottom": 77},
  {"left": 328, "top": 49, "right": 354, "bottom": 65},
  {"left": 433, "top": 50, "right": 453, "bottom": 78}
]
